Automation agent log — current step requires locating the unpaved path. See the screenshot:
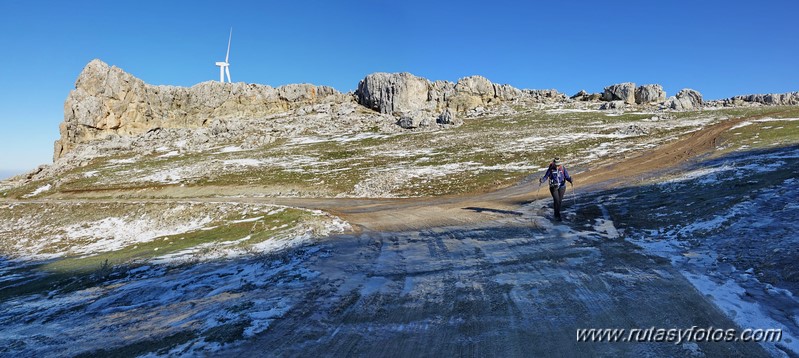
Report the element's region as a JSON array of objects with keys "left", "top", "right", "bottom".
[
  {"left": 3, "top": 110, "right": 790, "bottom": 356},
  {"left": 258, "top": 108, "right": 787, "bottom": 231}
]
